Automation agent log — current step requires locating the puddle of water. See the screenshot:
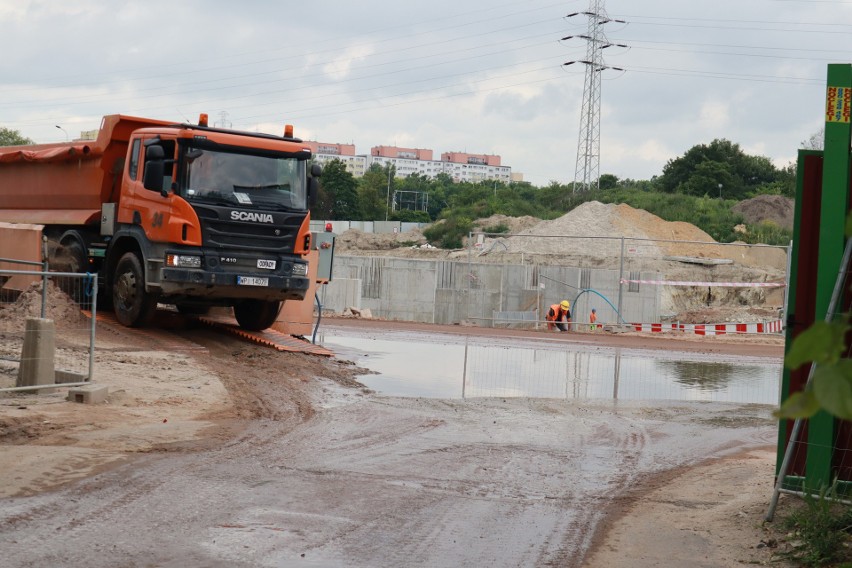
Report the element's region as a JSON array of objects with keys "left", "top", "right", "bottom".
[{"left": 320, "top": 331, "right": 782, "bottom": 404}]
